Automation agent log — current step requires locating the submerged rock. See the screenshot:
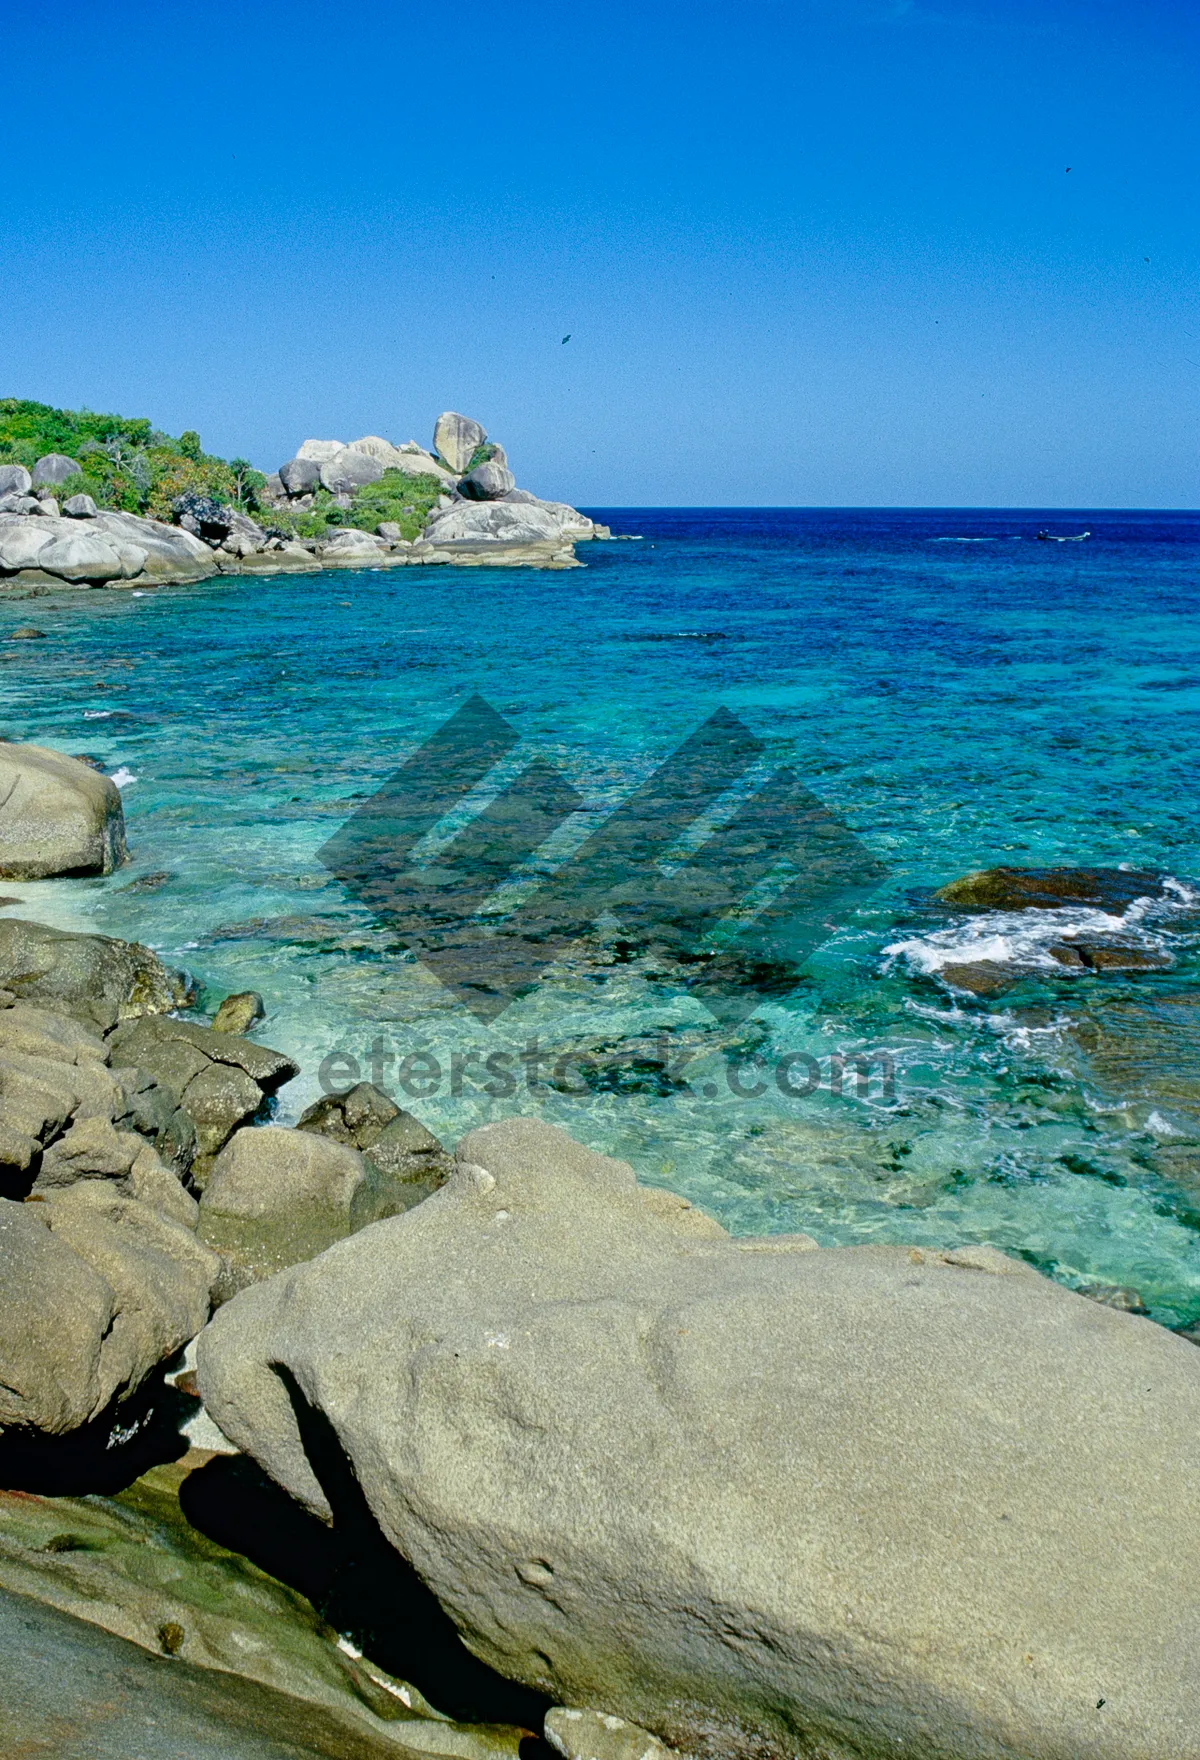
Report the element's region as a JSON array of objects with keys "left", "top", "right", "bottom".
[
  {"left": 198, "top": 1117, "right": 1200, "bottom": 1760},
  {"left": 0, "top": 741, "right": 126, "bottom": 878}
]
